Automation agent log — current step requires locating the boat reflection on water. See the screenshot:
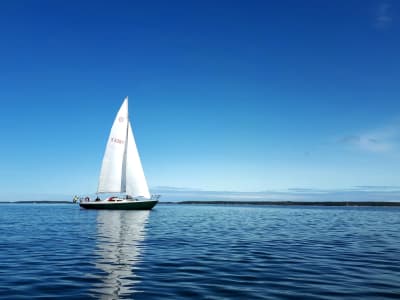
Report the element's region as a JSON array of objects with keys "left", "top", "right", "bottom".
[{"left": 93, "top": 210, "right": 149, "bottom": 299}]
